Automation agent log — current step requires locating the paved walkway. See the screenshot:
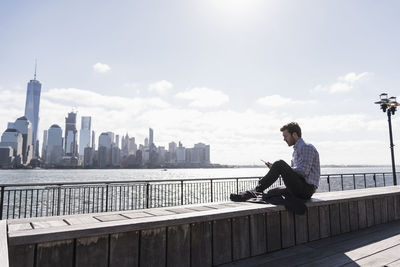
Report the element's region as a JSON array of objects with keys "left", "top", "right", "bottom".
[{"left": 221, "top": 220, "right": 400, "bottom": 266}]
